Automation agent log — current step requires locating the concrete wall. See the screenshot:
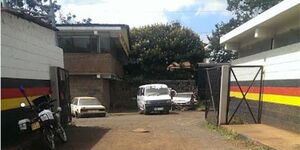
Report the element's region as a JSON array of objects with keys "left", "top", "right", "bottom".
[
  {"left": 1, "top": 12, "right": 64, "bottom": 80},
  {"left": 232, "top": 42, "right": 300, "bottom": 81},
  {"left": 229, "top": 42, "right": 300, "bottom": 133},
  {"left": 69, "top": 76, "right": 111, "bottom": 109},
  {"left": 64, "top": 53, "right": 124, "bottom": 77}
]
